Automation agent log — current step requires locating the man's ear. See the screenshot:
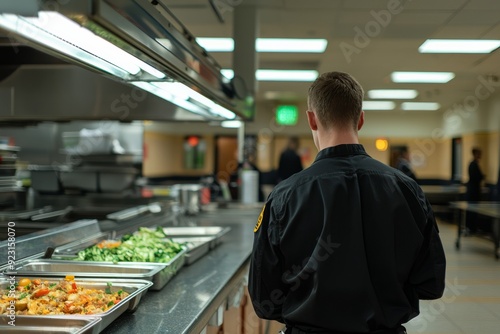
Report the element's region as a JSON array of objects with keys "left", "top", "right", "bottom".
[
  {"left": 306, "top": 110, "right": 318, "bottom": 131},
  {"left": 357, "top": 111, "right": 365, "bottom": 131}
]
